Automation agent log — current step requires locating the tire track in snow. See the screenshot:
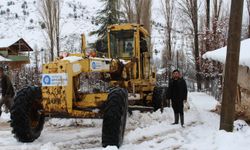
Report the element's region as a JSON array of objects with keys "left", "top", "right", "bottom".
[
  {"left": 120, "top": 95, "right": 206, "bottom": 149},
  {"left": 42, "top": 123, "right": 102, "bottom": 149},
  {"left": 0, "top": 122, "right": 9, "bottom": 130},
  {"left": 57, "top": 135, "right": 101, "bottom": 150}
]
